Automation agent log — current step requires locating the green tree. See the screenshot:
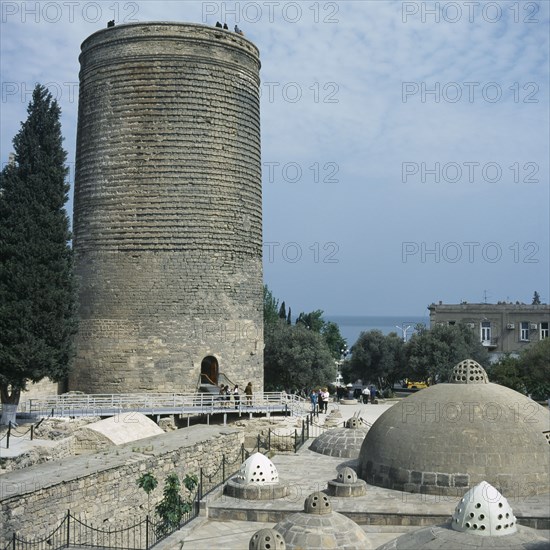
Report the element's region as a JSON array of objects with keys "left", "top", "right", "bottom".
[
  {"left": 296, "top": 310, "right": 325, "bottom": 332},
  {"left": 264, "top": 322, "right": 336, "bottom": 391},
  {"left": 345, "top": 330, "right": 405, "bottom": 391},
  {"left": 155, "top": 473, "right": 197, "bottom": 536},
  {"left": 263, "top": 285, "right": 279, "bottom": 328},
  {"left": 137, "top": 472, "right": 158, "bottom": 517},
  {"left": 405, "top": 323, "right": 488, "bottom": 383},
  {"left": 518, "top": 338, "right": 550, "bottom": 400},
  {"left": 488, "top": 355, "right": 526, "bottom": 394},
  {"left": 0, "top": 85, "right": 77, "bottom": 425},
  {"left": 286, "top": 307, "right": 292, "bottom": 325},
  {"left": 532, "top": 291, "right": 541, "bottom": 305},
  {"left": 321, "top": 321, "right": 347, "bottom": 360},
  {"left": 278, "top": 301, "right": 287, "bottom": 320}
]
